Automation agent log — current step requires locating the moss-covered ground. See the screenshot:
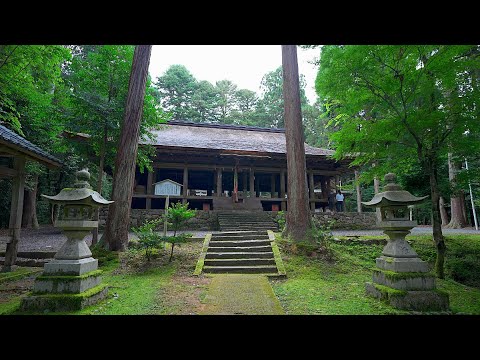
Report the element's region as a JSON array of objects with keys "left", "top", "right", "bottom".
[
  {"left": 1, "top": 232, "right": 480, "bottom": 315},
  {"left": 270, "top": 233, "right": 480, "bottom": 315}
]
